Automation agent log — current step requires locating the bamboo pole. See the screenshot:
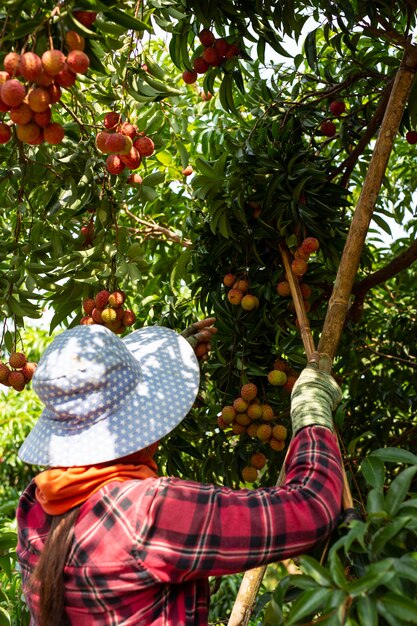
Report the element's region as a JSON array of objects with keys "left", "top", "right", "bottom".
[
  {"left": 318, "top": 45, "right": 417, "bottom": 358},
  {"left": 228, "top": 47, "right": 417, "bottom": 626}
]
